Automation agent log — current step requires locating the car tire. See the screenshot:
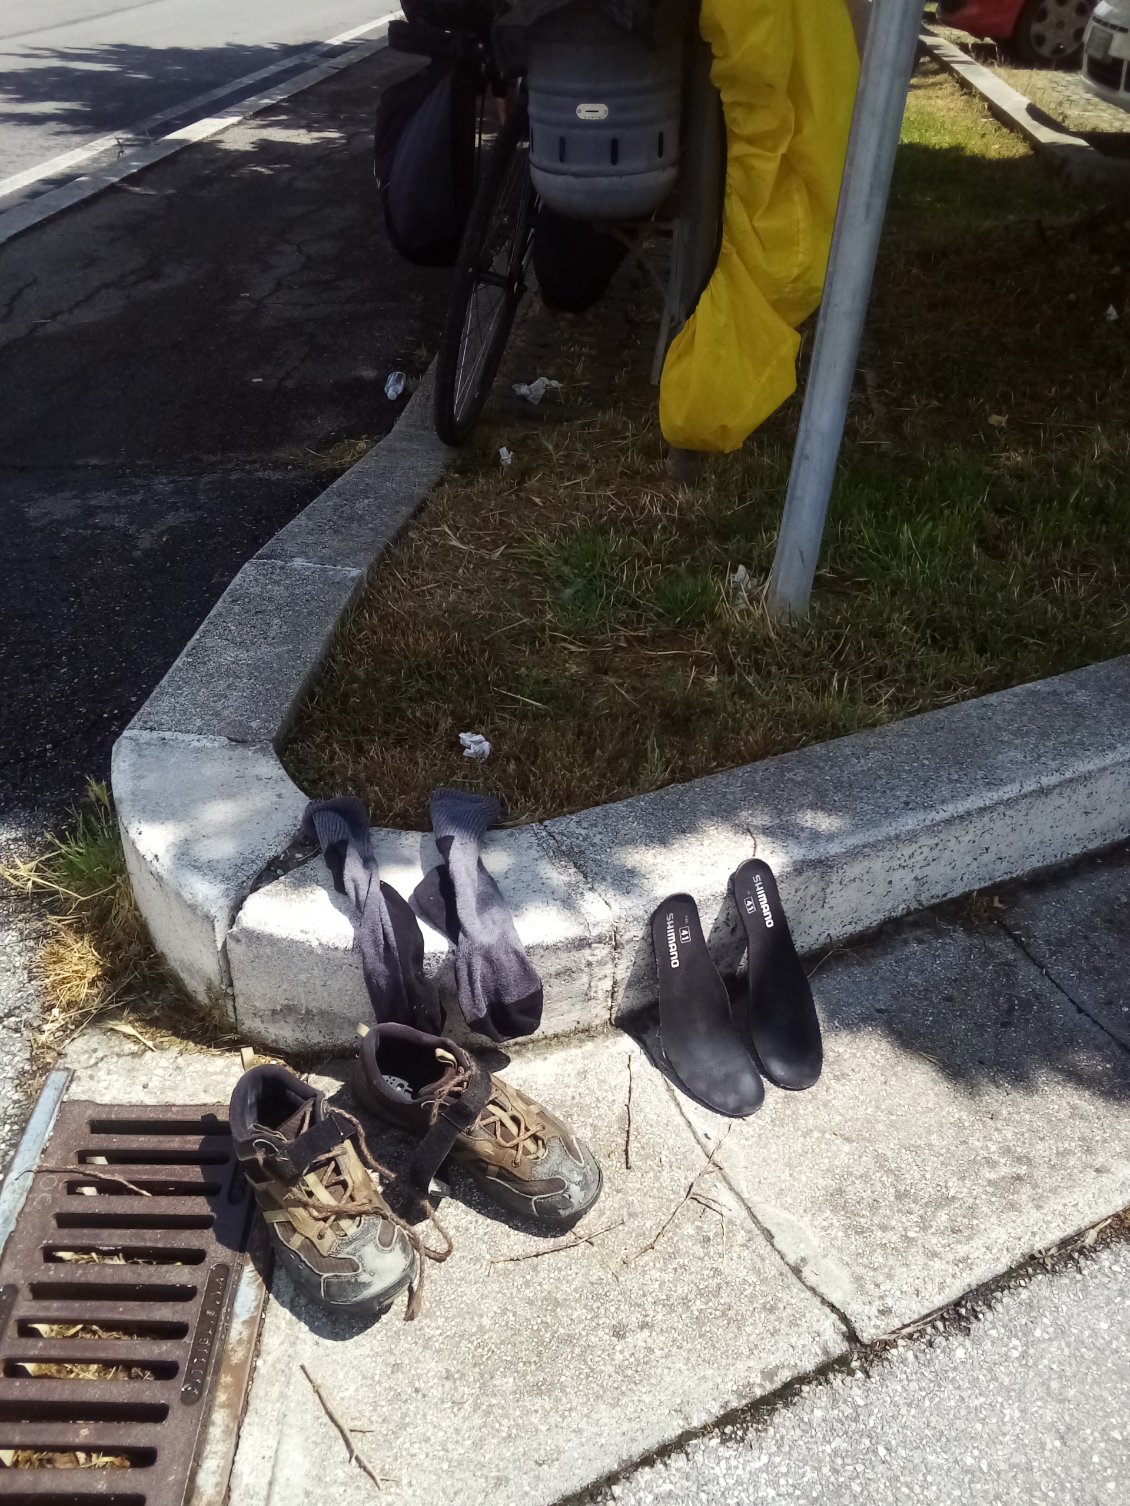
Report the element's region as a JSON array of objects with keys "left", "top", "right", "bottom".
[{"left": 1012, "top": 0, "right": 1094, "bottom": 65}]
